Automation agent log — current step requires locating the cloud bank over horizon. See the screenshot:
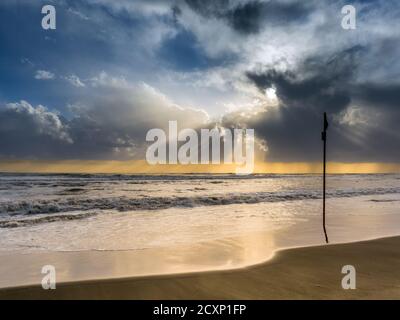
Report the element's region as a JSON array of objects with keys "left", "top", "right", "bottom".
[{"left": 0, "top": 0, "right": 399, "bottom": 163}]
